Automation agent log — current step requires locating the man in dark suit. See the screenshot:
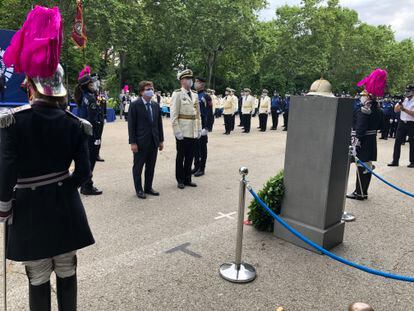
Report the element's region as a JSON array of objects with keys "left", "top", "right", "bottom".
[{"left": 128, "top": 81, "right": 164, "bottom": 199}]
